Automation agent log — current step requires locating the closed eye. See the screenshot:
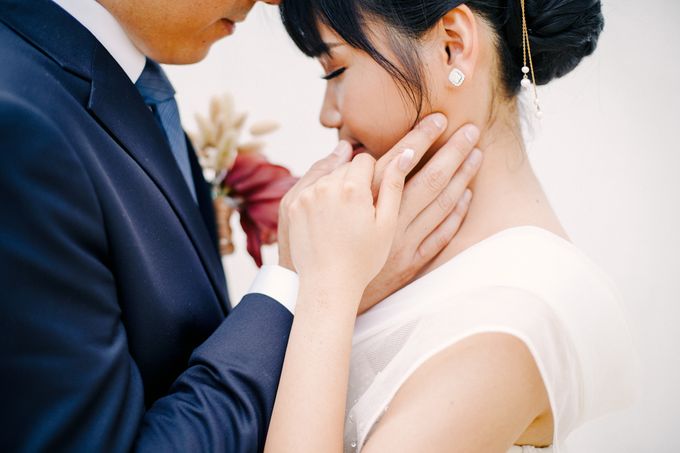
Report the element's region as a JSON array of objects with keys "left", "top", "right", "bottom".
[{"left": 321, "top": 67, "right": 346, "bottom": 81}]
